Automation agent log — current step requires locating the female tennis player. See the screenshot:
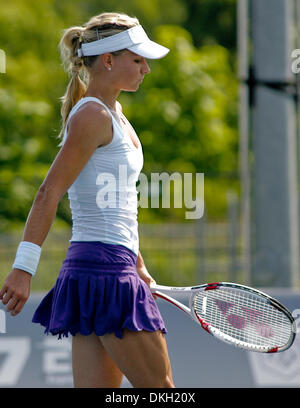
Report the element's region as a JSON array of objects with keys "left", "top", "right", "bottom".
[{"left": 0, "top": 12, "right": 174, "bottom": 388}]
